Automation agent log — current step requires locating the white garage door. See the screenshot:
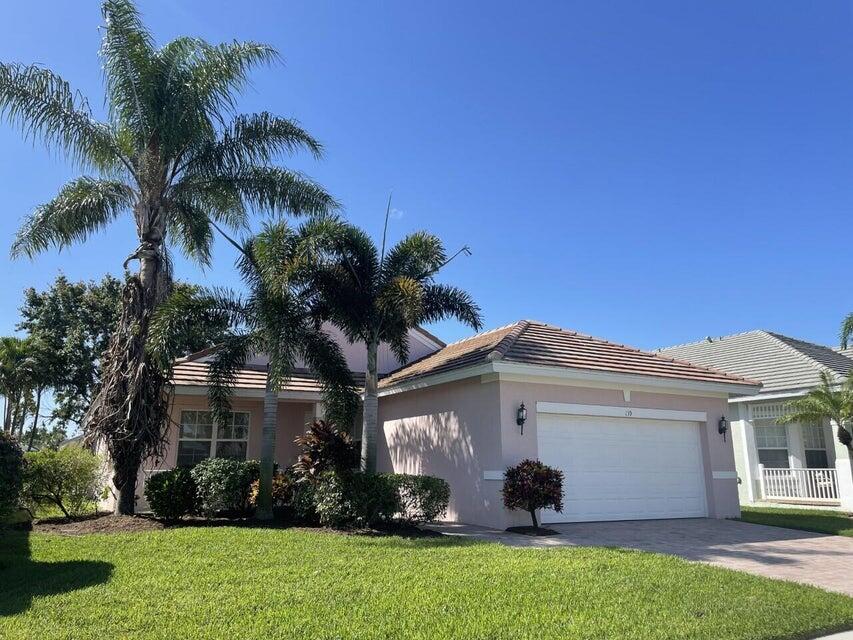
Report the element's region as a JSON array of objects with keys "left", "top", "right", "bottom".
[{"left": 537, "top": 414, "right": 707, "bottom": 523}]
